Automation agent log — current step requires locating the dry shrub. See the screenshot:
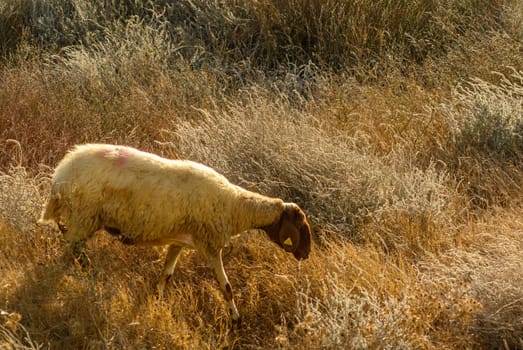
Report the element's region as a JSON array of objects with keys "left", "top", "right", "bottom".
[
  {"left": 55, "top": 17, "right": 173, "bottom": 94},
  {"left": 447, "top": 69, "right": 523, "bottom": 160},
  {"left": 503, "top": 0, "right": 523, "bottom": 40},
  {"left": 0, "top": 142, "right": 48, "bottom": 233},
  {"left": 0, "top": 0, "right": 160, "bottom": 52},
  {"left": 0, "top": 0, "right": 28, "bottom": 56},
  {"left": 0, "top": 309, "right": 44, "bottom": 350},
  {"left": 429, "top": 210, "right": 523, "bottom": 348},
  {"left": 0, "top": 18, "right": 223, "bottom": 170},
  {"left": 161, "top": 87, "right": 454, "bottom": 255},
  {"left": 0, "top": 0, "right": 507, "bottom": 70},
  {"left": 263, "top": 238, "right": 481, "bottom": 349},
  {"left": 441, "top": 69, "right": 523, "bottom": 207}
]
